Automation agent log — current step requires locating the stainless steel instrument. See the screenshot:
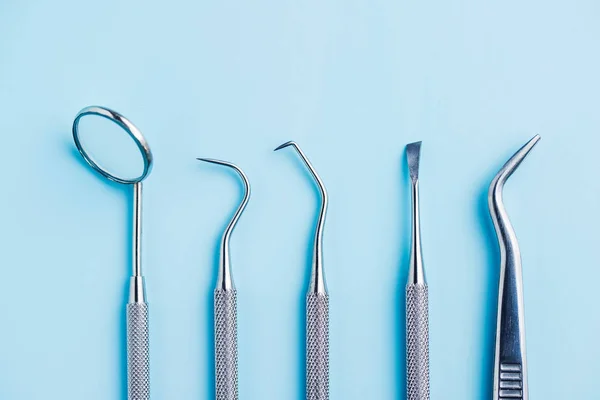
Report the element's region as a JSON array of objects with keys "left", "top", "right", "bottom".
[
  {"left": 275, "top": 141, "right": 329, "bottom": 400},
  {"left": 197, "top": 158, "right": 251, "bottom": 400},
  {"left": 489, "top": 135, "right": 540, "bottom": 400},
  {"left": 405, "top": 141, "right": 430, "bottom": 400},
  {"left": 73, "top": 106, "right": 153, "bottom": 400}
]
